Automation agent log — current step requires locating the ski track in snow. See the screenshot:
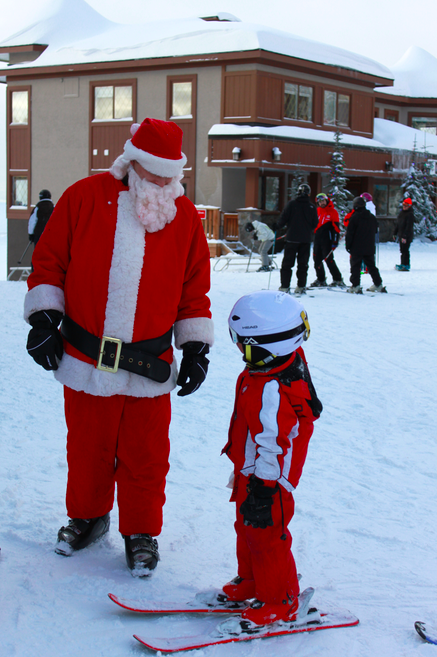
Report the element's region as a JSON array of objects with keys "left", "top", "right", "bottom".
[{"left": 1, "top": 241, "right": 437, "bottom": 656}]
